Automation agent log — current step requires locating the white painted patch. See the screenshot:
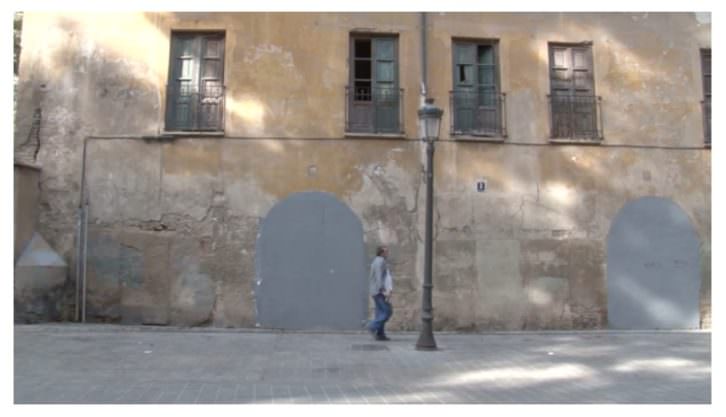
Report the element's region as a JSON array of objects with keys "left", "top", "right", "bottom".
[
  {"left": 694, "top": 12, "right": 711, "bottom": 24},
  {"left": 244, "top": 44, "right": 296, "bottom": 69},
  {"left": 528, "top": 287, "right": 552, "bottom": 305}
]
